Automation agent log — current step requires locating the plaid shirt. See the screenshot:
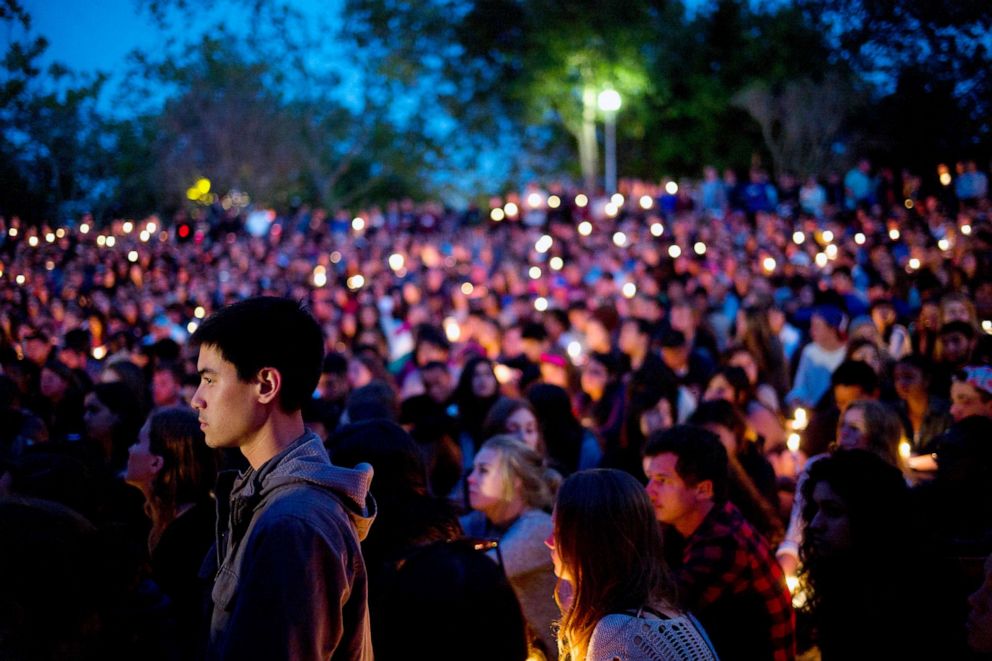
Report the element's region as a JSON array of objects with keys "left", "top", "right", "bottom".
[{"left": 675, "top": 501, "right": 796, "bottom": 661}]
